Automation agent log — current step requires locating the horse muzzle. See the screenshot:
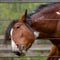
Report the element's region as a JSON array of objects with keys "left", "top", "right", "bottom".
[
  {"left": 17, "top": 45, "right": 26, "bottom": 54},
  {"left": 14, "top": 45, "right": 26, "bottom": 56},
  {"left": 11, "top": 40, "right": 26, "bottom": 56}
]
